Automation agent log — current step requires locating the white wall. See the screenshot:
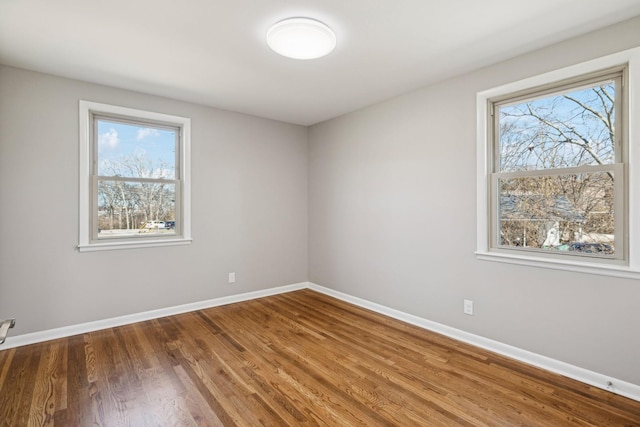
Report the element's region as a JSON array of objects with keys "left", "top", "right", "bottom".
[
  {"left": 309, "top": 17, "right": 640, "bottom": 385},
  {"left": 0, "top": 66, "right": 309, "bottom": 336}
]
